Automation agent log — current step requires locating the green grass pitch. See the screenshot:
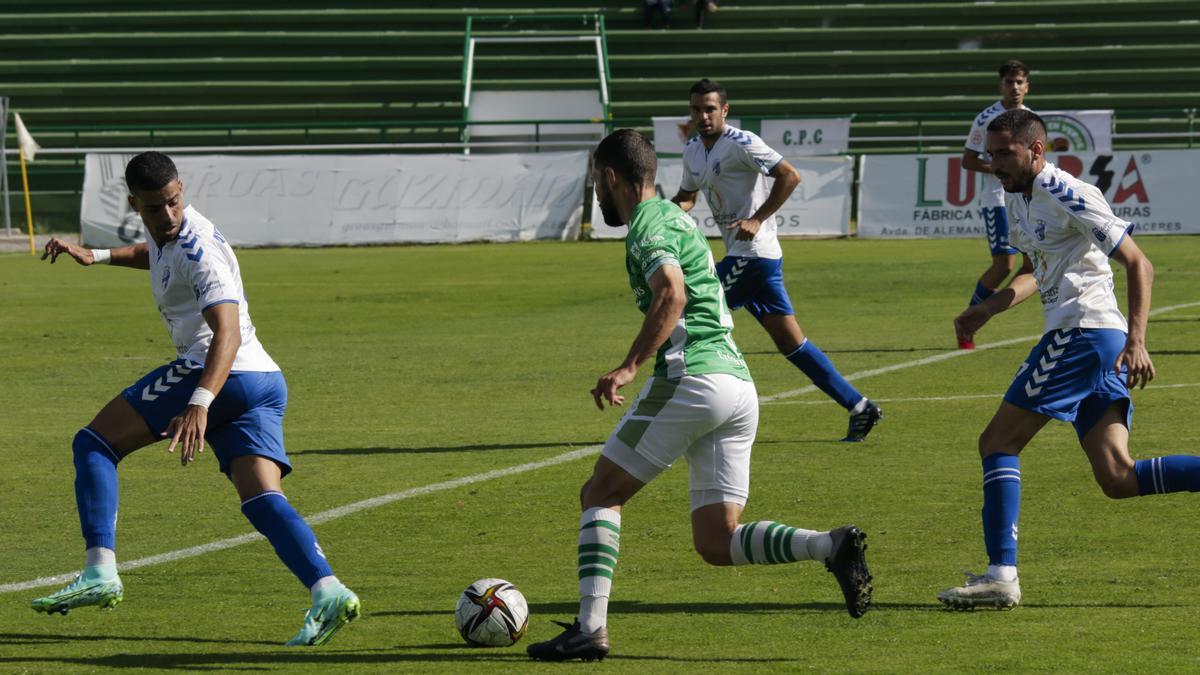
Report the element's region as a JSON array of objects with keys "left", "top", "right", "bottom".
[{"left": 1, "top": 236, "right": 1198, "bottom": 672}]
